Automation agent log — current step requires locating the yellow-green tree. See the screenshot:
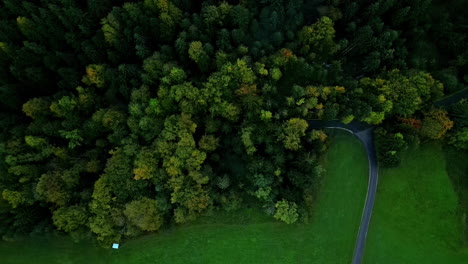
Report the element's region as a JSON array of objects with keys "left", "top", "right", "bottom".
[
  {"left": 124, "top": 197, "right": 163, "bottom": 231},
  {"left": 281, "top": 118, "right": 309, "bottom": 151},
  {"left": 274, "top": 199, "right": 298, "bottom": 224},
  {"left": 420, "top": 108, "right": 454, "bottom": 139}
]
